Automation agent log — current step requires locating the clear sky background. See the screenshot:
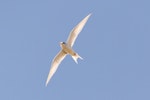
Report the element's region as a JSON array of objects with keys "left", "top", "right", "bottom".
[{"left": 0, "top": 0, "right": 150, "bottom": 100}]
